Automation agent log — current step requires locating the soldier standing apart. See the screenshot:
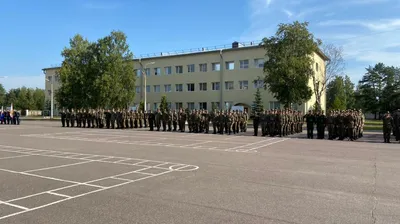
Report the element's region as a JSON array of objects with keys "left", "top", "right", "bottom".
[
  {"left": 383, "top": 111, "right": 394, "bottom": 143},
  {"left": 148, "top": 110, "right": 155, "bottom": 131},
  {"left": 304, "top": 110, "right": 314, "bottom": 139},
  {"left": 253, "top": 112, "right": 260, "bottom": 136}
]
